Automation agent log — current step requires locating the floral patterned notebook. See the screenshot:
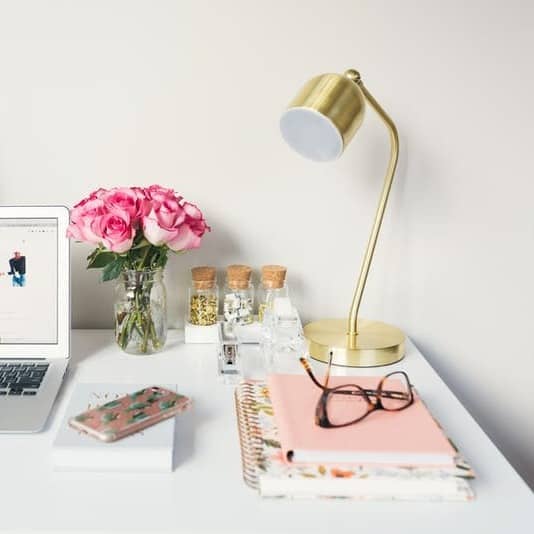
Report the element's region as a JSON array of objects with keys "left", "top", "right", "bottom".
[{"left": 234, "top": 381, "right": 475, "bottom": 500}]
